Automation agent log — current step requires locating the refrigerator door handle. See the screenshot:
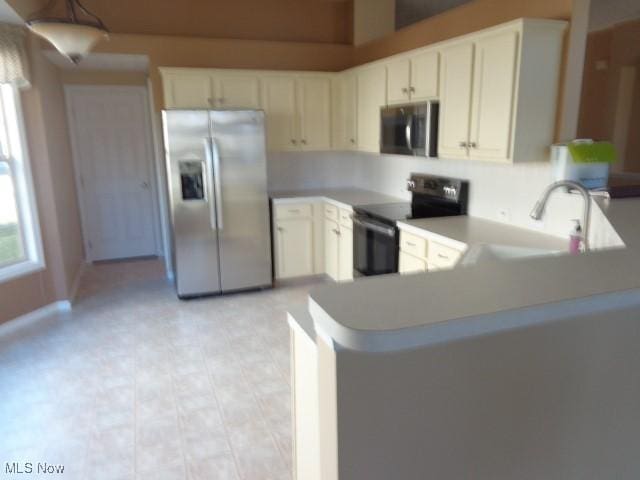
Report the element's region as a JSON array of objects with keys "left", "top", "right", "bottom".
[
  {"left": 203, "top": 138, "right": 218, "bottom": 231},
  {"left": 210, "top": 138, "right": 224, "bottom": 231}
]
